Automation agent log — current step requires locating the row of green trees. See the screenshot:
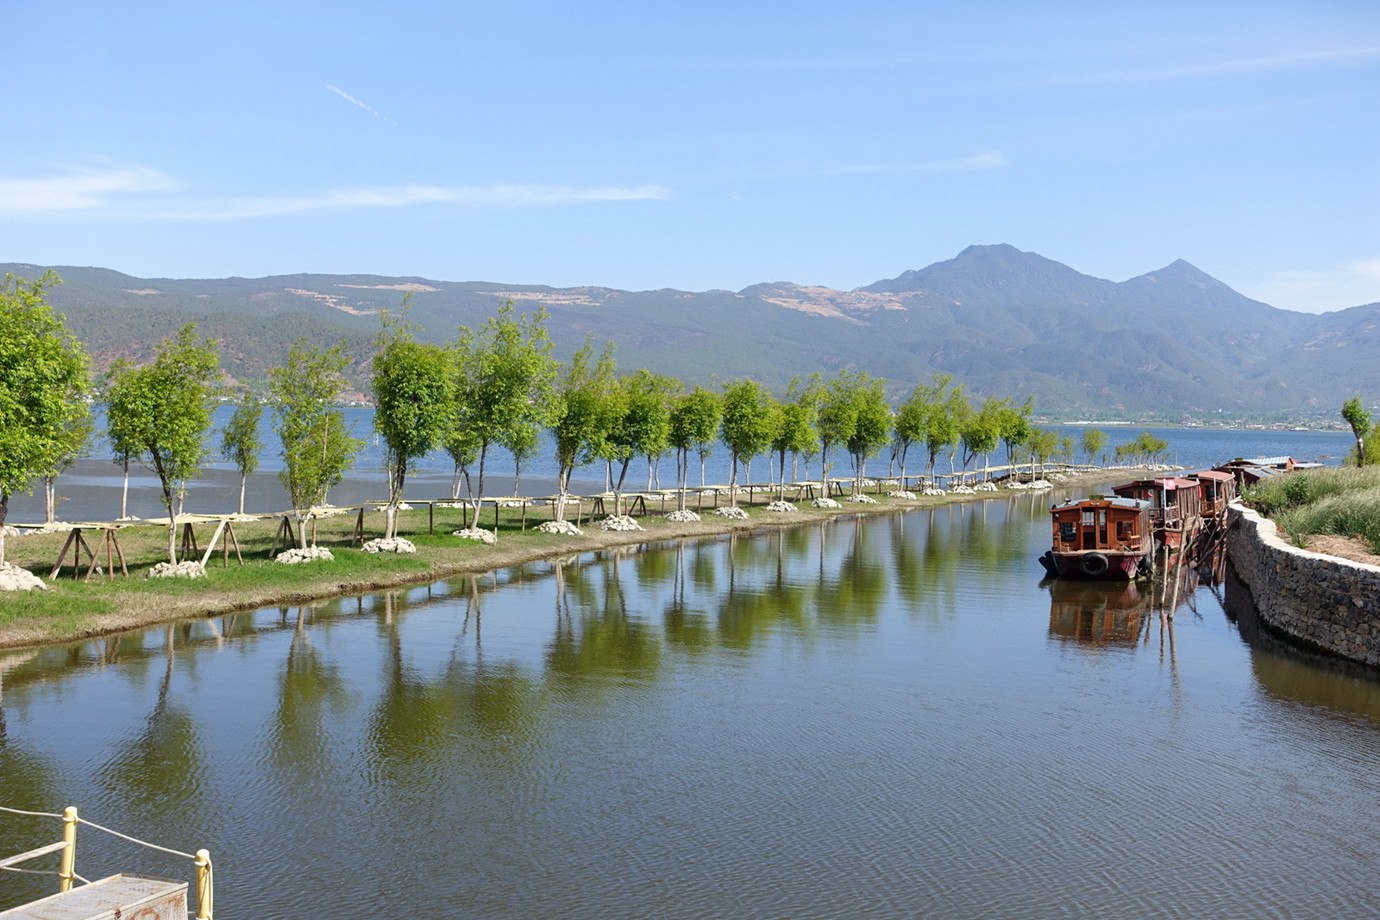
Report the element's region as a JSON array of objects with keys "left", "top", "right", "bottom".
[{"left": 2, "top": 274, "right": 1145, "bottom": 567}]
